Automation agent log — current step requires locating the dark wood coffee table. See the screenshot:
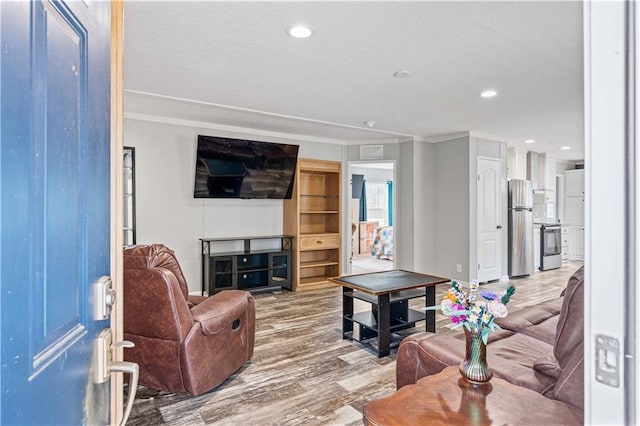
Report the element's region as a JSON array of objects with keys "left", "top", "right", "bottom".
[
  {"left": 363, "top": 366, "right": 582, "bottom": 425},
  {"left": 329, "top": 270, "right": 449, "bottom": 357}
]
